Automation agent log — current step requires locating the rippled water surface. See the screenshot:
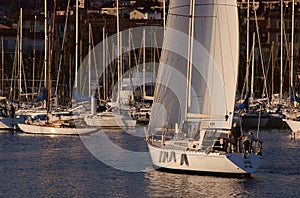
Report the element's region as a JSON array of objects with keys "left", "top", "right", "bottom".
[{"left": 0, "top": 128, "right": 299, "bottom": 197}]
